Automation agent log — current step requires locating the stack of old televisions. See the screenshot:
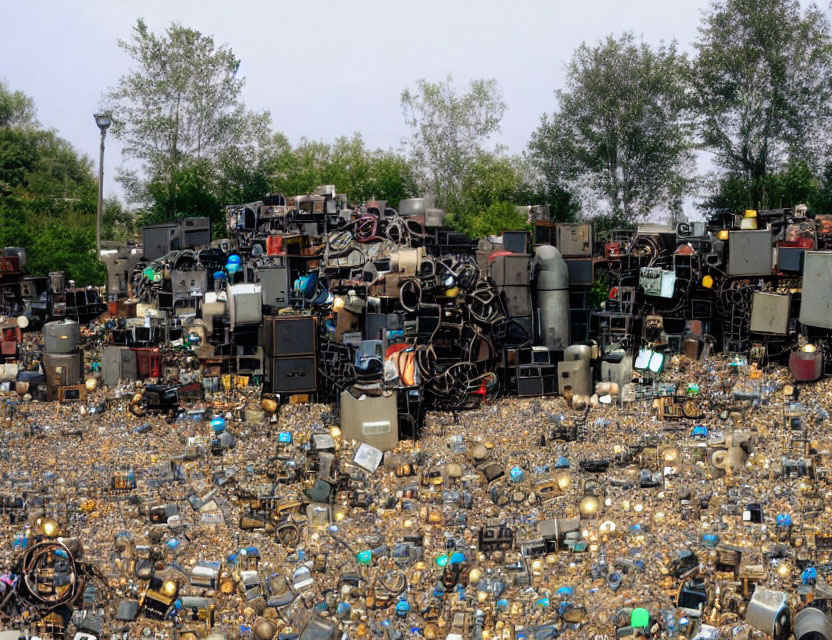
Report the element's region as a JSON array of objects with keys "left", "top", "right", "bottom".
[
  {"left": 263, "top": 315, "right": 318, "bottom": 397},
  {"left": 502, "top": 346, "right": 557, "bottom": 397},
  {"left": 556, "top": 223, "right": 595, "bottom": 344}
]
